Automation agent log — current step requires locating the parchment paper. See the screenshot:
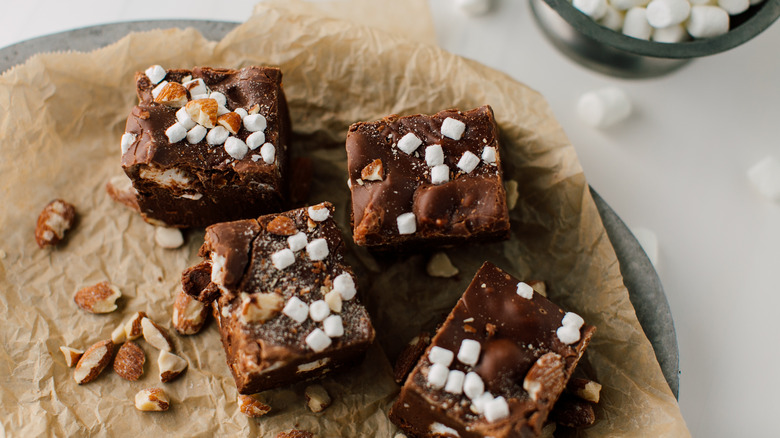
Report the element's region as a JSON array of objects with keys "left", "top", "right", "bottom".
[{"left": 0, "top": 1, "right": 689, "bottom": 436}]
